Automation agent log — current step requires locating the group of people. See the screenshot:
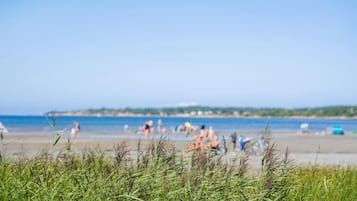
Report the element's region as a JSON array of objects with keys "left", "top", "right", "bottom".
[
  {"left": 136, "top": 119, "right": 167, "bottom": 136},
  {"left": 186, "top": 125, "right": 220, "bottom": 153},
  {"left": 135, "top": 121, "right": 222, "bottom": 153},
  {"left": 174, "top": 122, "right": 199, "bottom": 135}
]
